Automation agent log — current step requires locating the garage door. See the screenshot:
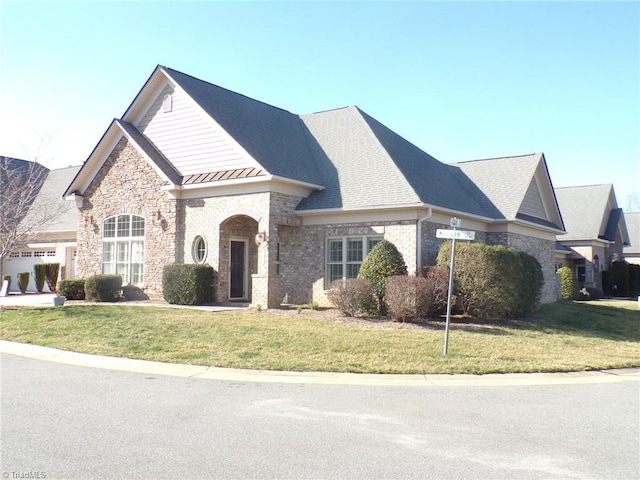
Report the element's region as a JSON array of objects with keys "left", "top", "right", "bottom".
[{"left": 5, "top": 249, "right": 58, "bottom": 292}]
